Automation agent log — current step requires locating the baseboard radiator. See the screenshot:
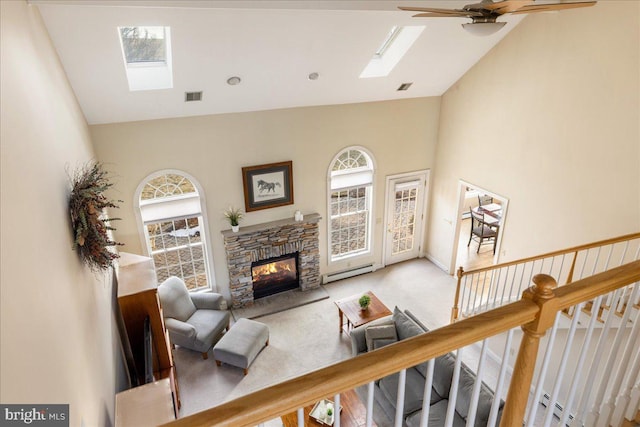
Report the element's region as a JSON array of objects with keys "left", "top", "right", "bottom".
[
  {"left": 541, "top": 392, "right": 575, "bottom": 425},
  {"left": 322, "top": 264, "right": 374, "bottom": 284}
]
